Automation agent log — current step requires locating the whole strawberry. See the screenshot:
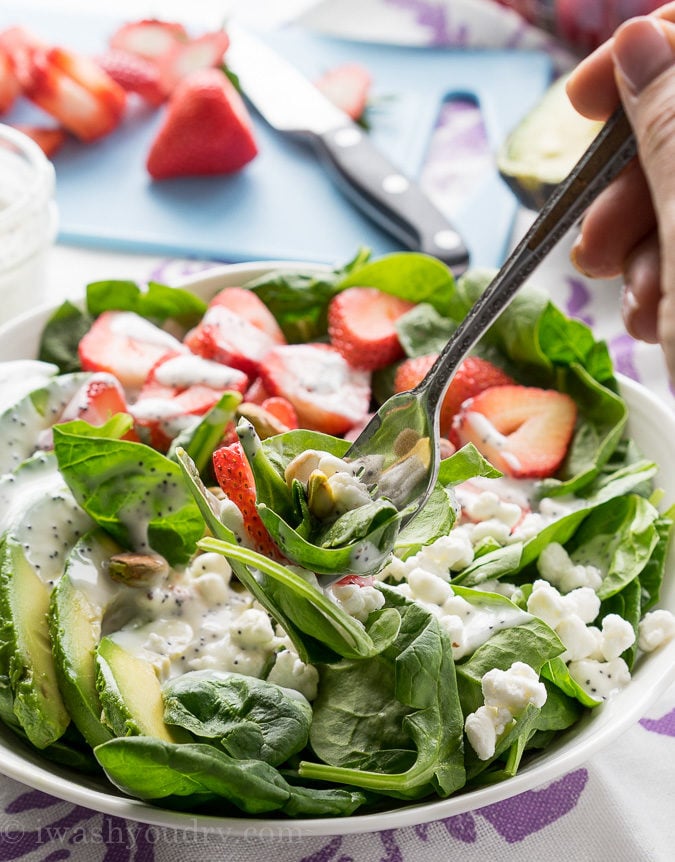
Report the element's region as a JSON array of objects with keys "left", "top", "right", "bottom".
[
  {"left": 394, "top": 354, "right": 515, "bottom": 438},
  {"left": 146, "top": 67, "right": 258, "bottom": 179}
]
